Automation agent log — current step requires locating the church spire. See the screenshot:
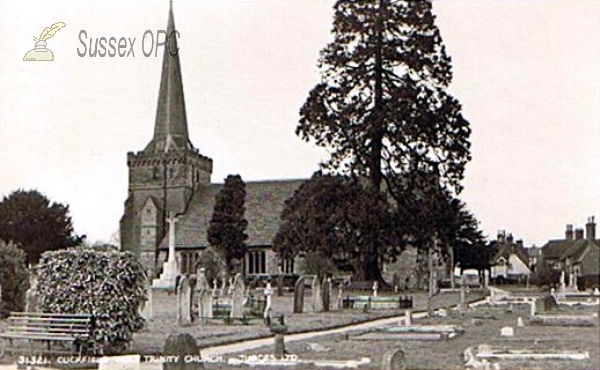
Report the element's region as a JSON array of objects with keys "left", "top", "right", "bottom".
[{"left": 145, "top": 0, "right": 194, "bottom": 153}]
